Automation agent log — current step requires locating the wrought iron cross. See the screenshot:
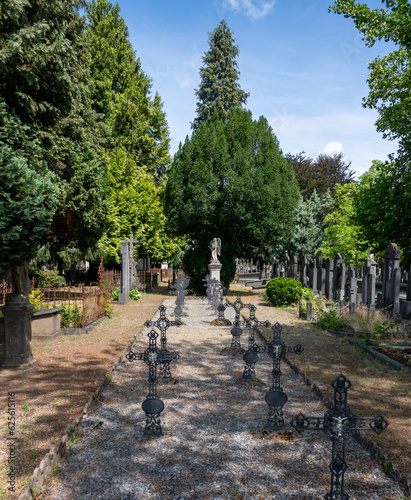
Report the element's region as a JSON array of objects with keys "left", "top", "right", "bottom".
[
  {"left": 224, "top": 294, "right": 252, "bottom": 349},
  {"left": 290, "top": 374, "right": 389, "bottom": 500},
  {"left": 126, "top": 329, "right": 180, "bottom": 436},
  {"left": 256, "top": 322, "right": 304, "bottom": 430},
  {"left": 242, "top": 305, "right": 271, "bottom": 380},
  {"left": 144, "top": 305, "right": 182, "bottom": 379}
]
